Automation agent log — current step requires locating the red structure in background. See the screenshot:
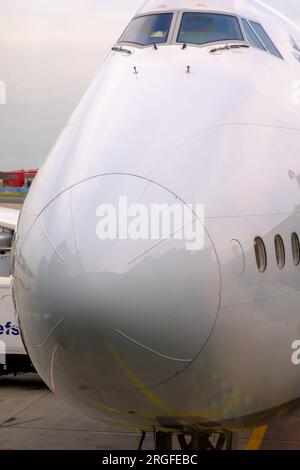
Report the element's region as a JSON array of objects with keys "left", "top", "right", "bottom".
[{"left": 0, "top": 170, "right": 38, "bottom": 188}]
